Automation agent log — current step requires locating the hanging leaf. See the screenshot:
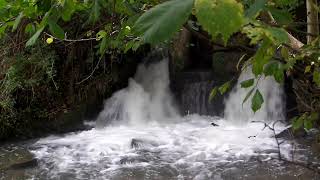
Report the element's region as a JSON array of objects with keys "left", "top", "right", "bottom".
[
  {"left": 281, "top": 46, "right": 289, "bottom": 59},
  {"left": 218, "top": 81, "right": 231, "bottom": 94},
  {"left": 292, "top": 116, "right": 304, "bottom": 130},
  {"left": 195, "top": 0, "right": 245, "bottom": 44},
  {"left": 99, "top": 37, "right": 108, "bottom": 55},
  {"left": 24, "top": 23, "right": 36, "bottom": 35},
  {"left": 48, "top": 20, "right": 65, "bottom": 39},
  {"left": 134, "top": 0, "right": 194, "bottom": 44},
  {"left": 304, "top": 118, "right": 313, "bottom": 130},
  {"left": 242, "top": 88, "right": 255, "bottom": 106},
  {"left": 251, "top": 89, "right": 264, "bottom": 113},
  {"left": 26, "top": 26, "right": 45, "bottom": 47},
  {"left": 252, "top": 39, "right": 275, "bottom": 76},
  {"left": 12, "top": 12, "right": 24, "bottom": 32},
  {"left": 209, "top": 87, "right": 218, "bottom": 102},
  {"left": 313, "top": 69, "right": 320, "bottom": 87},
  {"left": 268, "top": 7, "right": 293, "bottom": 25},
  {"left": 265, "top": 27, "right": 289, "bottom": 45},
  {"left": 264, "top": 61, "right": 284, "bottom": 83},
  {"left": 245, "top": 0, "right": 267, "bottom": 18},
  {"left": 305, "top": 66, "right": 311, "bottom": 73},
  {"left": 240, "top": 79, "right": 254, "bottom": 88},
  {"left": 88, "top": 0, "right": 102, "bottom": 23},
  {"left": 61, "top": 0, "right": 76, "bottom": 21}
]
